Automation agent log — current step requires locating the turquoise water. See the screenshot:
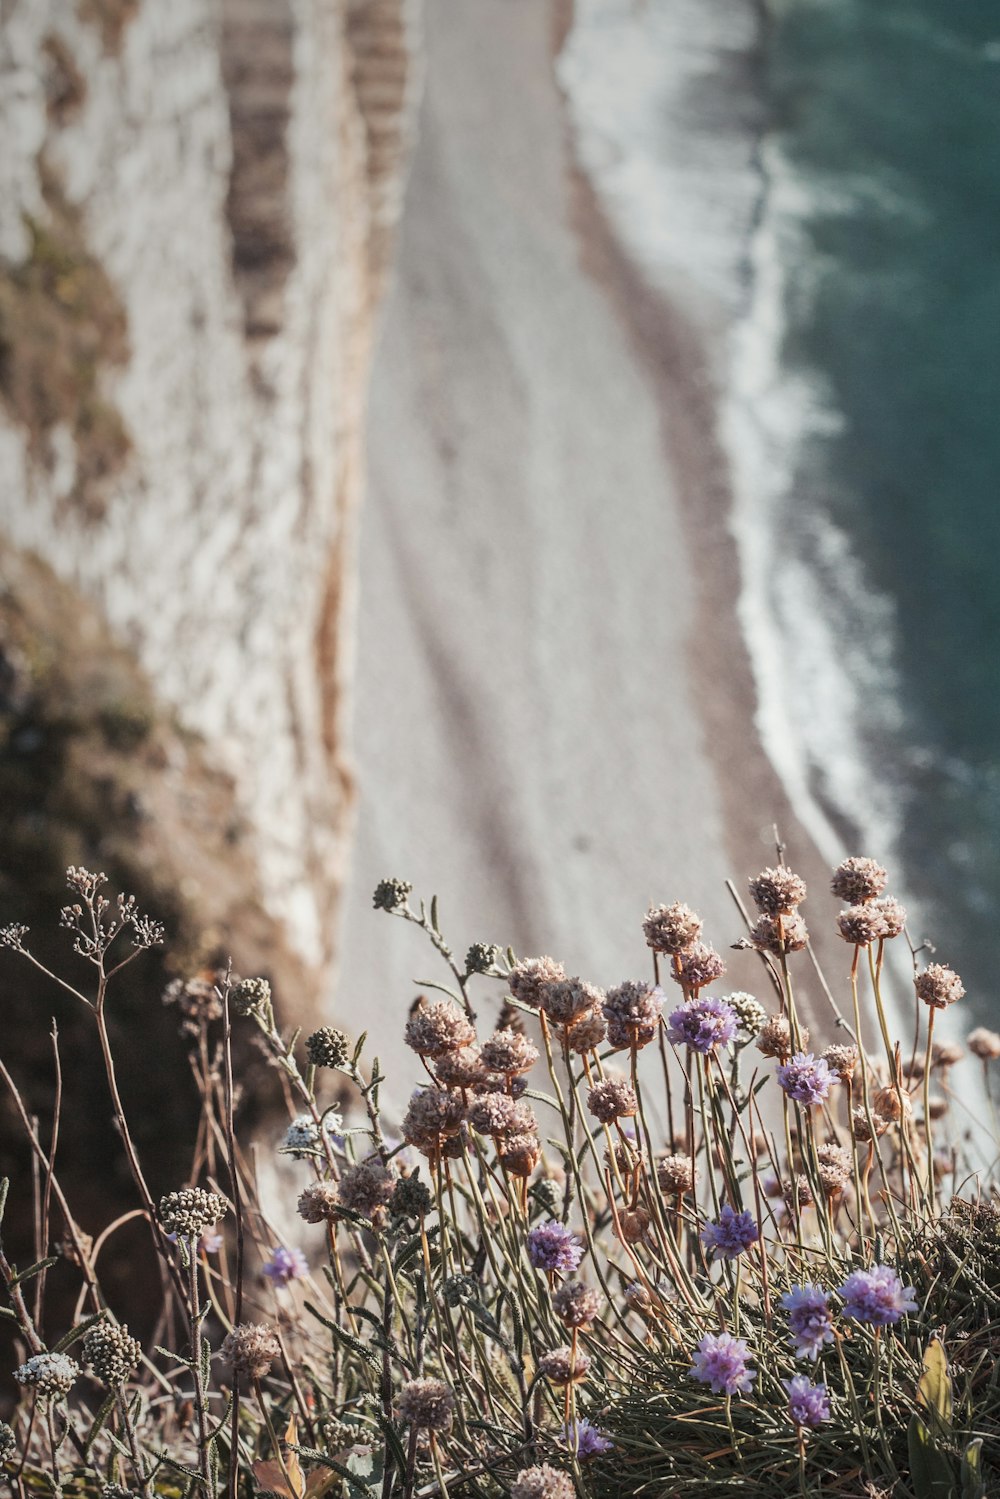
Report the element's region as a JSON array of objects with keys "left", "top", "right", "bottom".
[{"left": 765, "top": 0, "right": 1000, "bottom": 1008}]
